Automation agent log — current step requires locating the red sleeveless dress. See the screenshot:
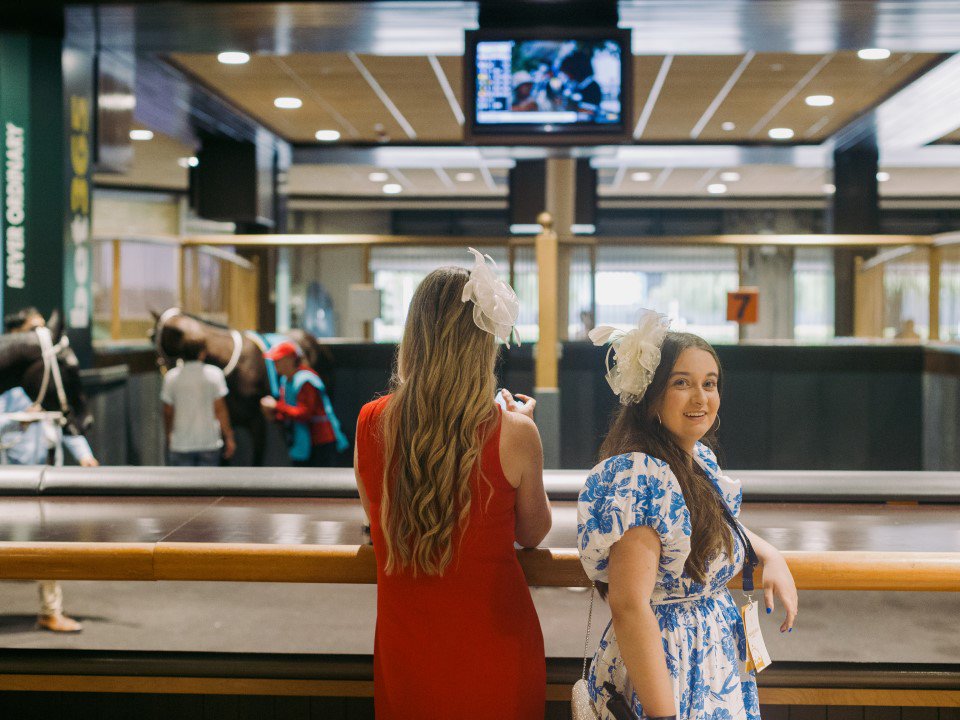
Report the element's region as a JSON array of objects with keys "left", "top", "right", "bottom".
[{"left": 355, "top": 395, "right": 546, "bottom": 720}]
